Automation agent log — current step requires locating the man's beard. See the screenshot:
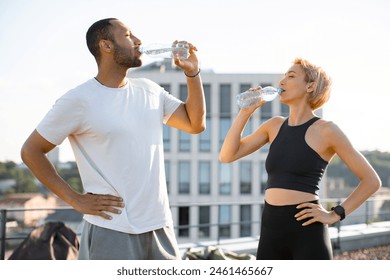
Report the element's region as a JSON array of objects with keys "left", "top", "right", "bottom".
[{"left": 112, "top": 43, "right": 142, "bottom": 68}]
